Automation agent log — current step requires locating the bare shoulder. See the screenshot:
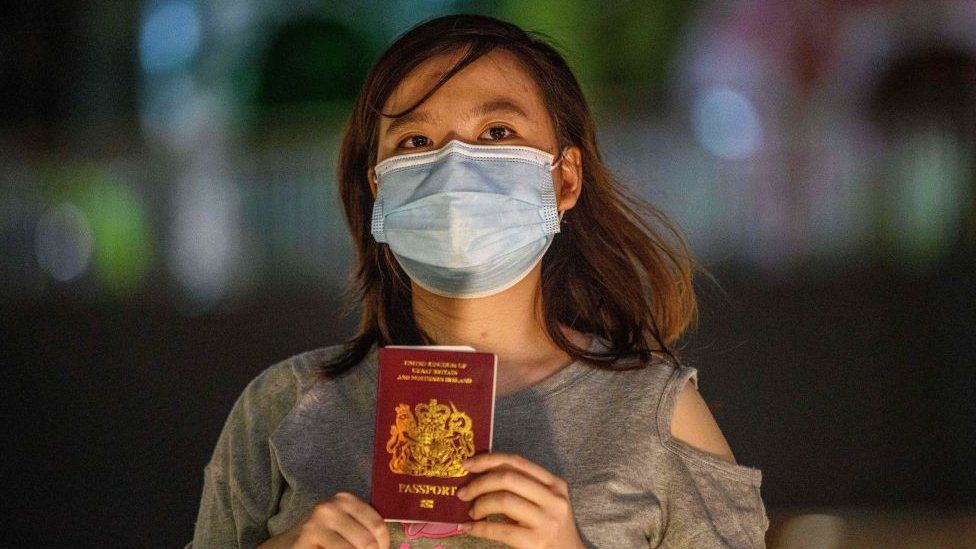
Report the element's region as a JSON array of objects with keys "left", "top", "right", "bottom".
[{"left": 669, "top": 380, "right": 738, "bottom": 464}]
